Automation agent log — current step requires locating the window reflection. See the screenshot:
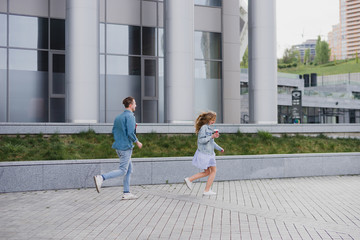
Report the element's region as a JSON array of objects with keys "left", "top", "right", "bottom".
[
  {"left": 195, "top": 31, "right": 222, "bottom": 60},
  {"left": 107, "top": 24, "right": 141, "bottom": 55},
  {"left": 0, "top": 14, "right": 6, "bottom": 46},
  {"left": 9, "top": 49, "right": 48, "bottom": 71},
  {"left": 194, "top": 60, "right": 222, "bottom": 122},
  {"left": 195, "top": 60, "right": 222, "bottom": 80},
  {"left": 50, "top": 19, "right": 65, "bottom": 50},
  {"left": 107, "top": 55, "right": 140, "bottom": 75},
  {"left": 9, "top": 49, "right": 48, "bottom": 122},
  {"left": 106, "top": 55, "right": 141, "bottom": 123},
  {"left": 9, "top": 15, "right": 48, "bottom": 49}
]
